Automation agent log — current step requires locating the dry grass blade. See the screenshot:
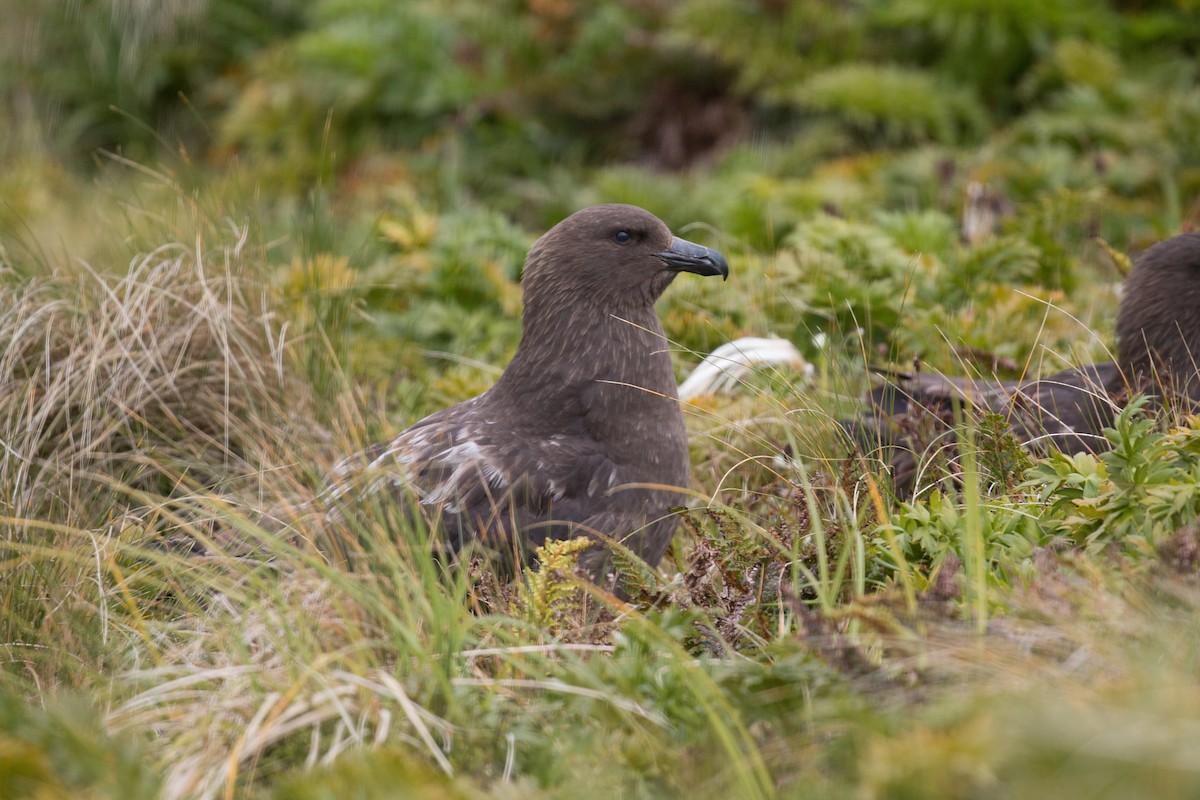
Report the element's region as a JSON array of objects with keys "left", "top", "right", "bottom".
[
  {"left": 450, "top": 677, "right": 669, "bottom": 727},
  {"left": 109, "top": 567, "right": 457, "bottom": 800}
]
